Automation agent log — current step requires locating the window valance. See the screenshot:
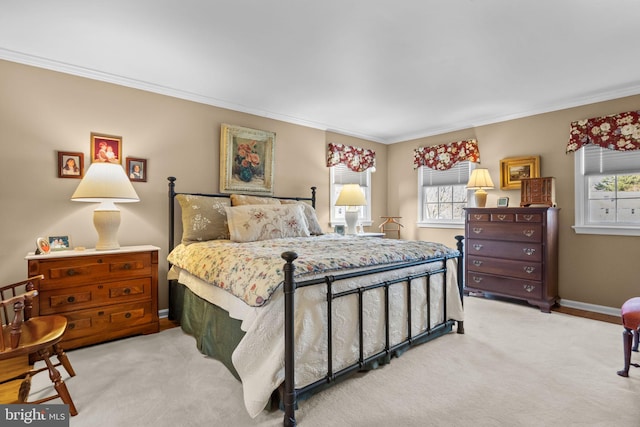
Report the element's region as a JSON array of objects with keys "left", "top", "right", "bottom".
[
  {"left": 413, "top": 139, "right": 480, "bottom": 170},
  {"left": 327, "top": 143, "right": 376, "bottom": 172},
  {"left": 566, "top": 110, "right": 640, "bottom": 153}
]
